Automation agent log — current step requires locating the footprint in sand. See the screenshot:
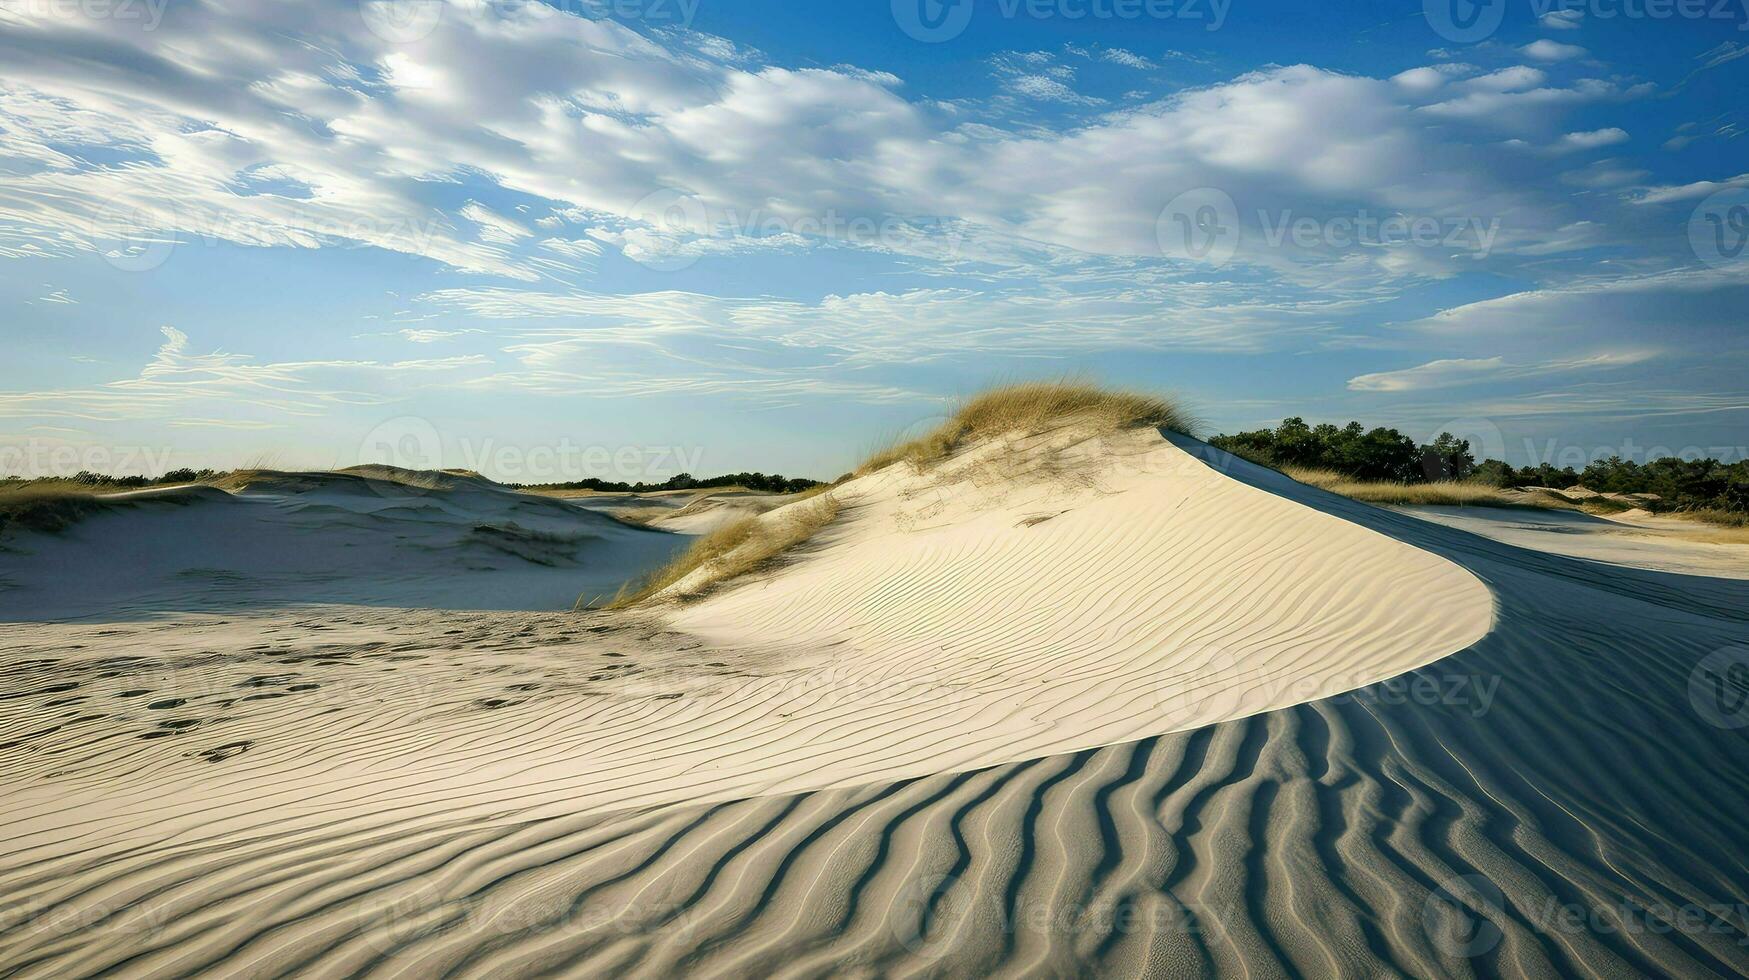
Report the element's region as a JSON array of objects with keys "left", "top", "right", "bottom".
[
  {"left": 146, "top": 698, "right": 186, "bottom": 710},
  {"left": 195, "top": 741, "right": 253, "bottom": 763},
  {"left": 238, "top": 675, "right": 295, "bottom": 688}
]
